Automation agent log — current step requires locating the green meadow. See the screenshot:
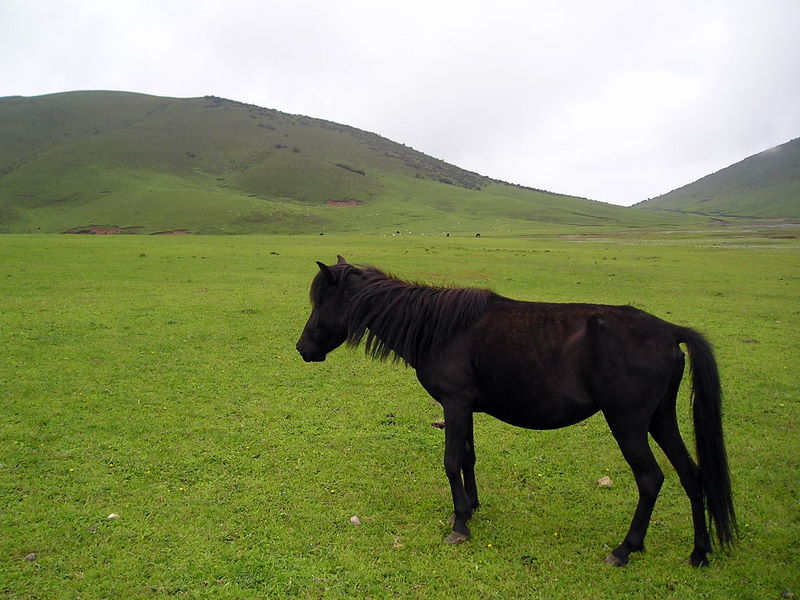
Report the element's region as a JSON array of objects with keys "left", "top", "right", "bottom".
[{"left": 1, "top": 232, "right": 798, "bottom": 599}]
